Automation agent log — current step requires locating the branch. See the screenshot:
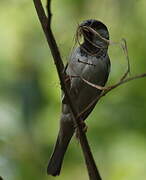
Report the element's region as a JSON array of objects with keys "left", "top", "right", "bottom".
[
  {"left": 120, "top": 38, "right": 131, "bottom": 81},
  {"left": 33, "top": 0, "right": 102, "bottom": 179},
  {"left": 82, "top": 73, "right": 146, "bottom": 95},
  {"left": 78, "top": 72, "right": 146, "bottom": 119}
]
